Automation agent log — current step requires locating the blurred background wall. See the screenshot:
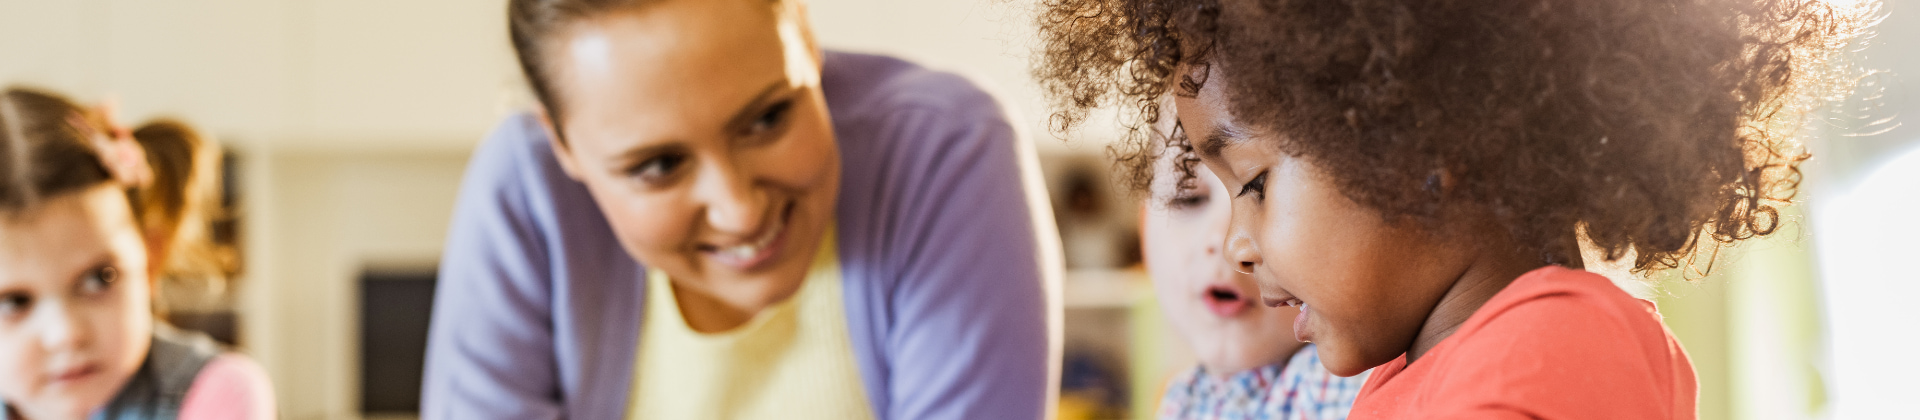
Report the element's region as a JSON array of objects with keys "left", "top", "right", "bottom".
[{"left": 1, "top": 0, "right": 1914, "bottom": 419}]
